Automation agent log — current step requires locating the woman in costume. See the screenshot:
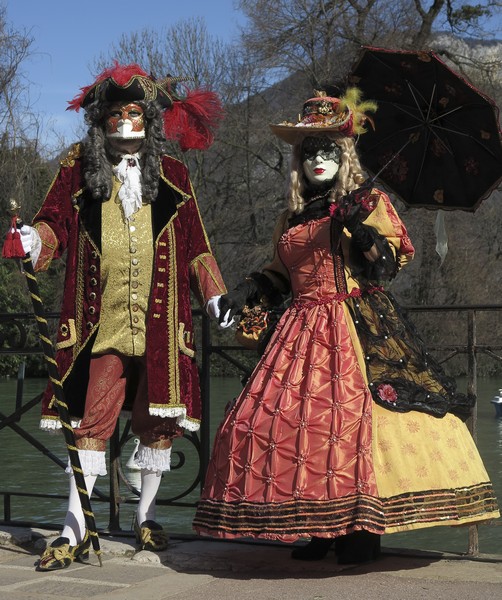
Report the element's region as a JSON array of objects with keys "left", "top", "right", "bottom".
[
  {"left": 193, "top": 89, "right": 499, "bottom": 563},
  {"left": 18, "top": 63, "right": 232, "bottom": 570}
]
